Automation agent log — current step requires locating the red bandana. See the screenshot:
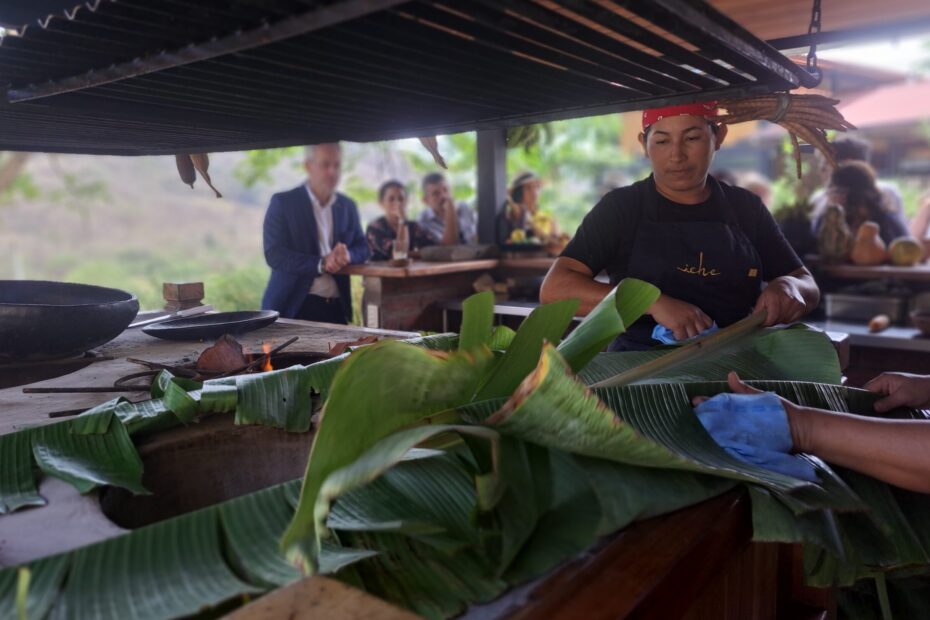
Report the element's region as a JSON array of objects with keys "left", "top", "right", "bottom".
[{"left": 642, "top": 102, "right": 719, "bottom": 131}]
